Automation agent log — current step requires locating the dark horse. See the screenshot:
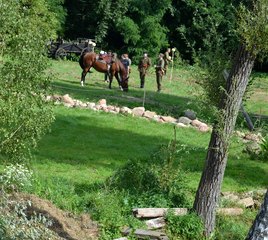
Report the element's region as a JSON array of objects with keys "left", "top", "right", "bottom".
[{"left": 79, "top": 52, "right": 129, "bottom": 91}]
